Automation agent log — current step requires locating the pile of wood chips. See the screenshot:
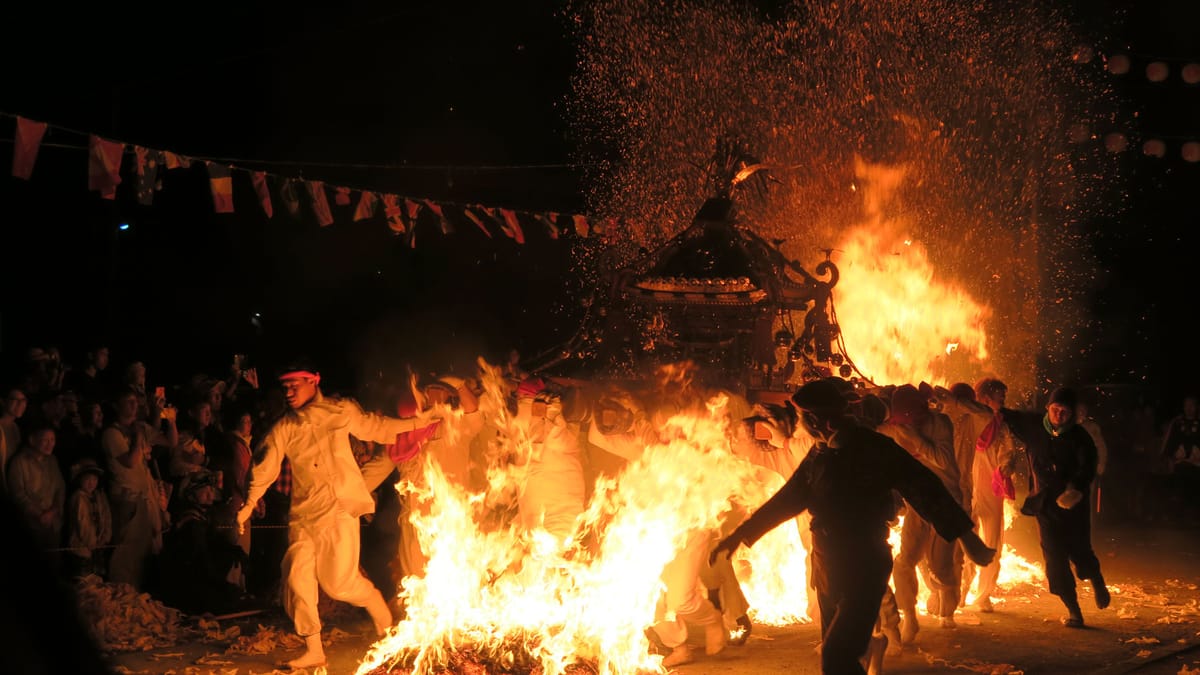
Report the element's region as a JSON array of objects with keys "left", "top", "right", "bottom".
[
  {"left": 75, "top": 575, "right": 187, "bottom": 652},
  {"left": 222, "top": 623, "right": 305, "bottom": 655}
]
